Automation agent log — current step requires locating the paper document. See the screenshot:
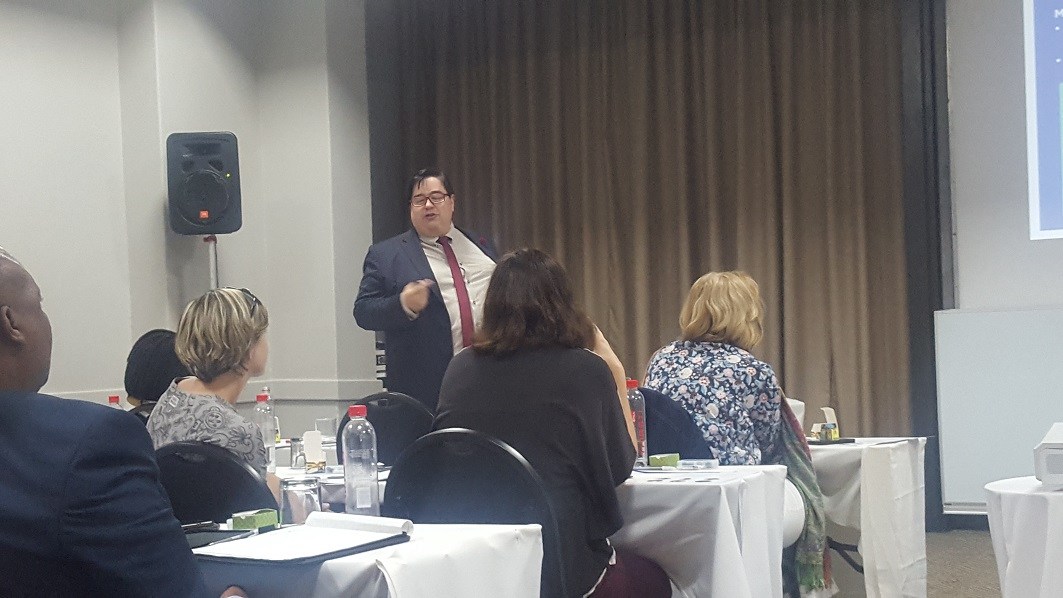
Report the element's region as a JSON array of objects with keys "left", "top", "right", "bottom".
[
  {"left": 193, "top": 512, "right": 413, "bottom": 563},
  {"left": 303, "top": 511, "right": 412, "bottom": 534}
]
